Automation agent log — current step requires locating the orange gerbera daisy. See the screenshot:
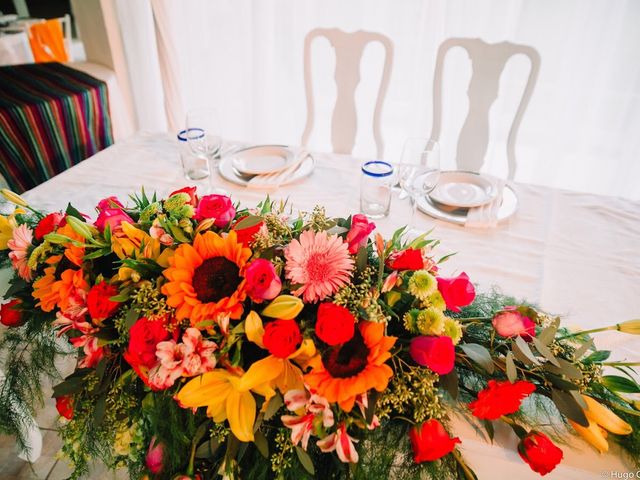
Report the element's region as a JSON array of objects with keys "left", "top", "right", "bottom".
[
  {"left": 162, "top": 231, "right": 251, "bottom": 326},
  {"left": 304, "top": 321, "right": 396, "bottom": 412},
  {"left": 57, "top": 223, "right": 85, "bottom": 267}
]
